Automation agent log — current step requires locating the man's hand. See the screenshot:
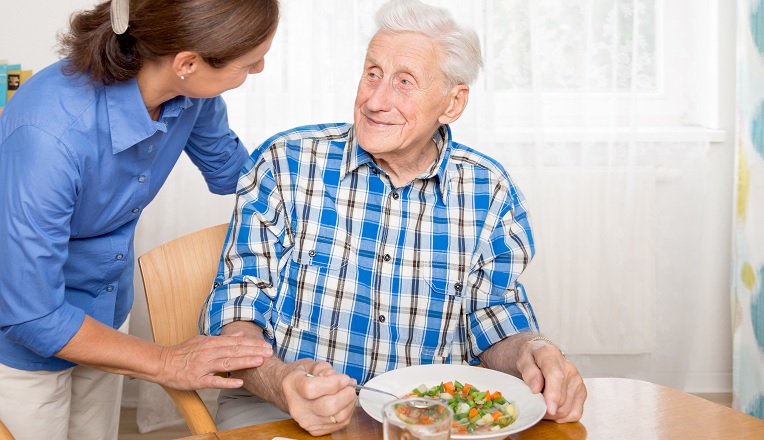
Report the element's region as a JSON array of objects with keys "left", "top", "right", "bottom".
[
  {"left": 156, "top": 331, "right": 274, "bottom": 390},
  {"left": 516, "top": 338, "right": 586, "bottom": 422},
  {"left": 220, "top": 321, "right": 356, "bottom": 436},
  {"left": 280, "top": 361, "right": 357, "bottom": 436},
  {"left": 479, "top": 333, "right": 586, "bottom": 423}
]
